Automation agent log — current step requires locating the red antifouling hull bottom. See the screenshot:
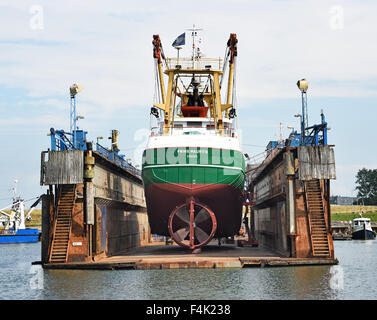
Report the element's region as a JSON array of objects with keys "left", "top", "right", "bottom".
[{"left": 145, "top": 183, "right": 243, "bottom": 238}]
